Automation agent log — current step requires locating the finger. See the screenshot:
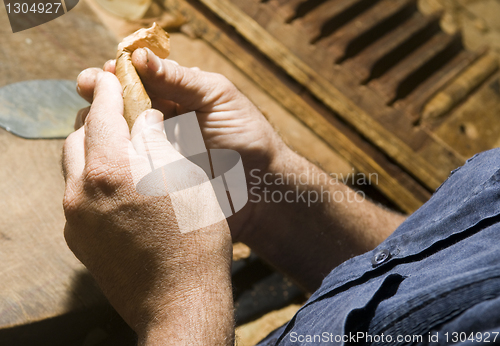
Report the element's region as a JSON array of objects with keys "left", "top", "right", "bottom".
[
  {"left": 103, "top": 59, "right": 116, "bottom": 74},
  {"left": 175, "top": 104, "right": 189, "bottom": 117},
  {"left": 76, "top": 60, "right": 117, "bottom": 104},
  {"left": 129, "top": 109, "right": 186, "bottom": 191},
  {"left": 85, "top": 72, "right": 129, "bottom": 165},
  {"left": 166, "top": 59, "right": 179, "bottom": 66},
  {"left": 131, "top": 109, "right": 183, "bottom": 169},
  {"left": 131, "top": 109, "right": 164, "bottom": 141},
  {"left": 130, "top": 110, "right": 214, "bottom": 209},
  {"left": 76, "top": 68, "right": 102, "bottom": 104},
  {"left": 62, "top": 126, "right": 85, "bottom": 184},
  {"left": 75, "top": 106, "right": 90, "bottom": 130},
  {"left": 132, "top": 48, "right": 237, "bottom": 111},
  {"left": 151, "top": 98, "right": 178, "bottom": 119}
]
